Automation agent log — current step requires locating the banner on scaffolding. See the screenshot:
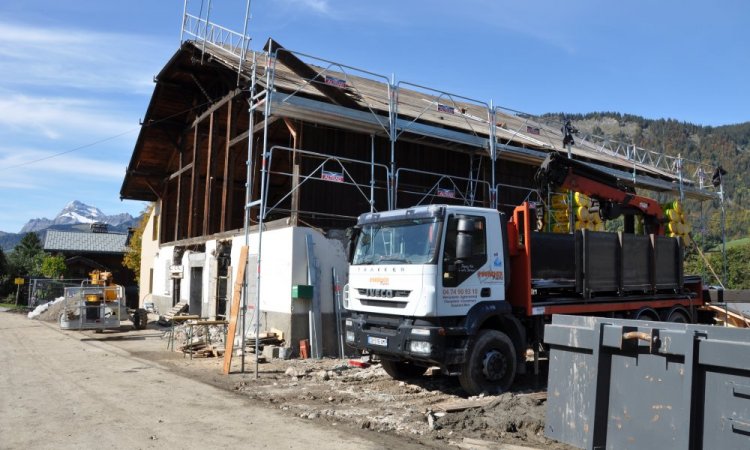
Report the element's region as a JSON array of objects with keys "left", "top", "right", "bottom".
[
  {"left": 324, "top": 76, "right": 347, "bottom": 88},
  {"left": 321, "top": 170, "right": 345, "bottom": 183},
  {"left": 437, "top": 188, "right": 456, "bottom": 198},
  {"left": 437, "top": 103, "right": 456, "bottom": 114}
]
